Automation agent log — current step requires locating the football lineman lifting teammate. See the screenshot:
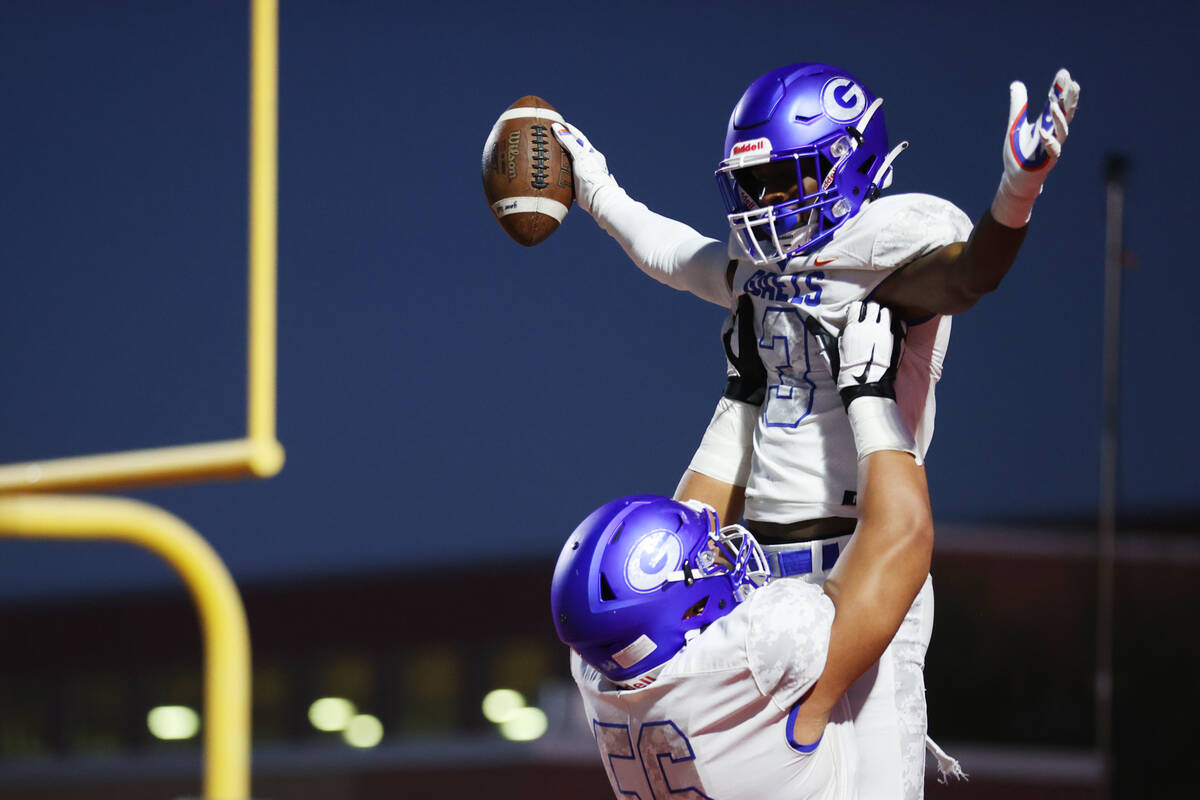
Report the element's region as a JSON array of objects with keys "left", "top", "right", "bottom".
[
  {"left": 551, "top": 63, "right": 1080, "bottom": 799},
  {"left": 553, "top": 302, "right": 931, "bottom": 799}
]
